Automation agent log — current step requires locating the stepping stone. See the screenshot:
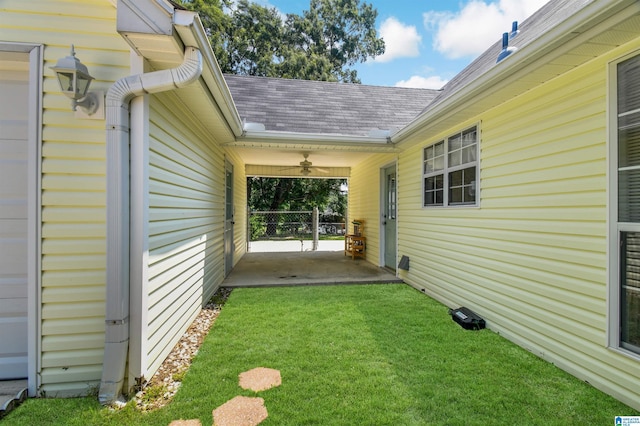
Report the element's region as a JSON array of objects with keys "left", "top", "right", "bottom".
[
  {"left": 238, "top": 367, "right": 281, "bottom": 392},
  {"left": 212, "top": 396, "right": 267, "bottom": 426},
  {"left": 168, "top": 420, "right": 201, "bottom": 426}
]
